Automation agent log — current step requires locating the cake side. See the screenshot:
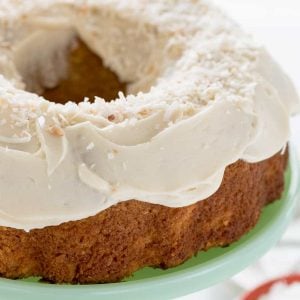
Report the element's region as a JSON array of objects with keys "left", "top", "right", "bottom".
[{"left": 0, "top": 151, "right": 288, "bottom": 283}]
